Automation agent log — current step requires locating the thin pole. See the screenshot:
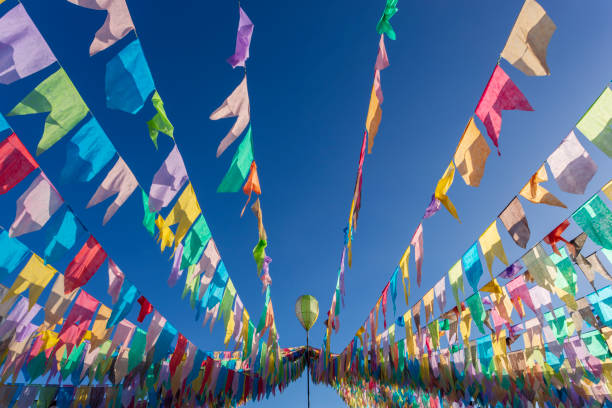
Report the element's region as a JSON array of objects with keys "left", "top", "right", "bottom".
[{"left": 306, "top": 330, "right": 310, "bottom": 408}]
